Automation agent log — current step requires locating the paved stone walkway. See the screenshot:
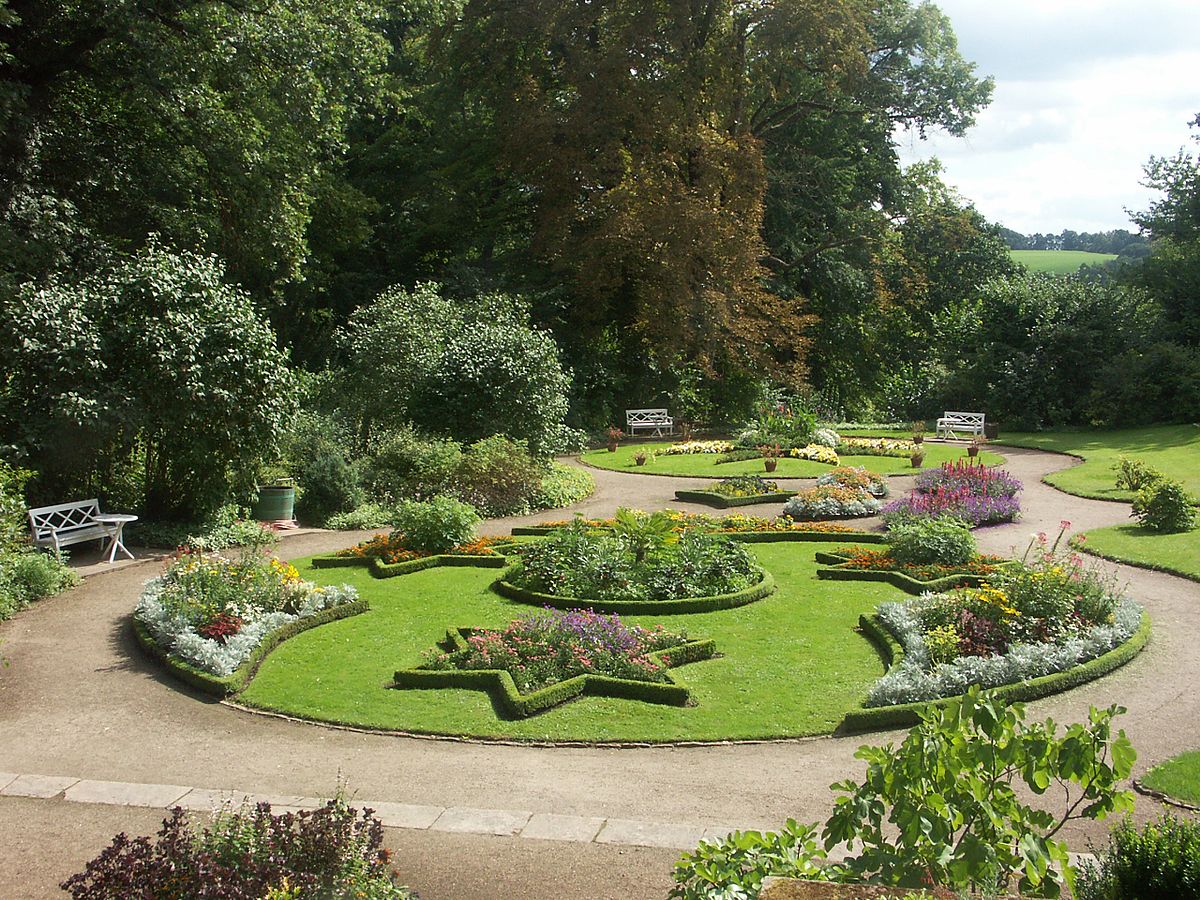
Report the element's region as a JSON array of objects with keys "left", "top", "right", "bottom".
[{"left": 1, "top": 445, "right": 1196, "bottom": 897}]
